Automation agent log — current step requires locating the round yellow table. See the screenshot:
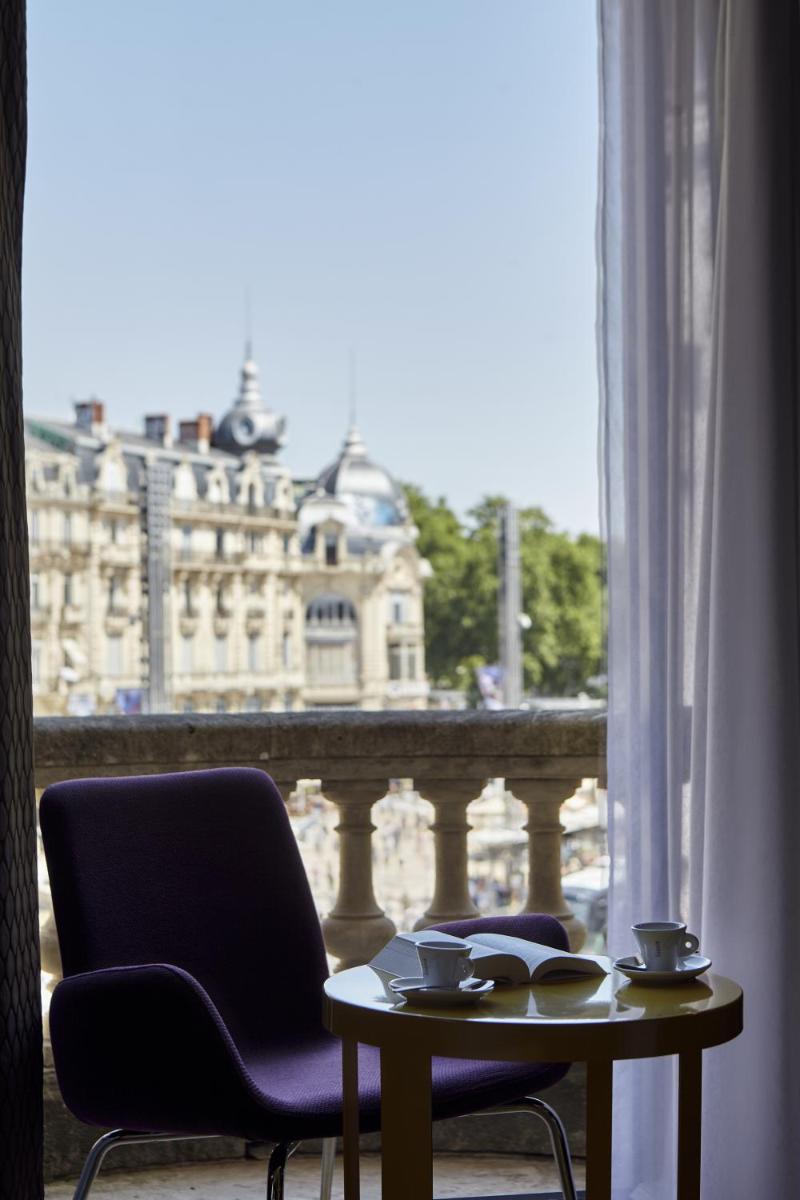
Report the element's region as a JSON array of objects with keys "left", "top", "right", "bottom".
[{"left": 323, "top": 964, "right": 742, "bottom": 1200}]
